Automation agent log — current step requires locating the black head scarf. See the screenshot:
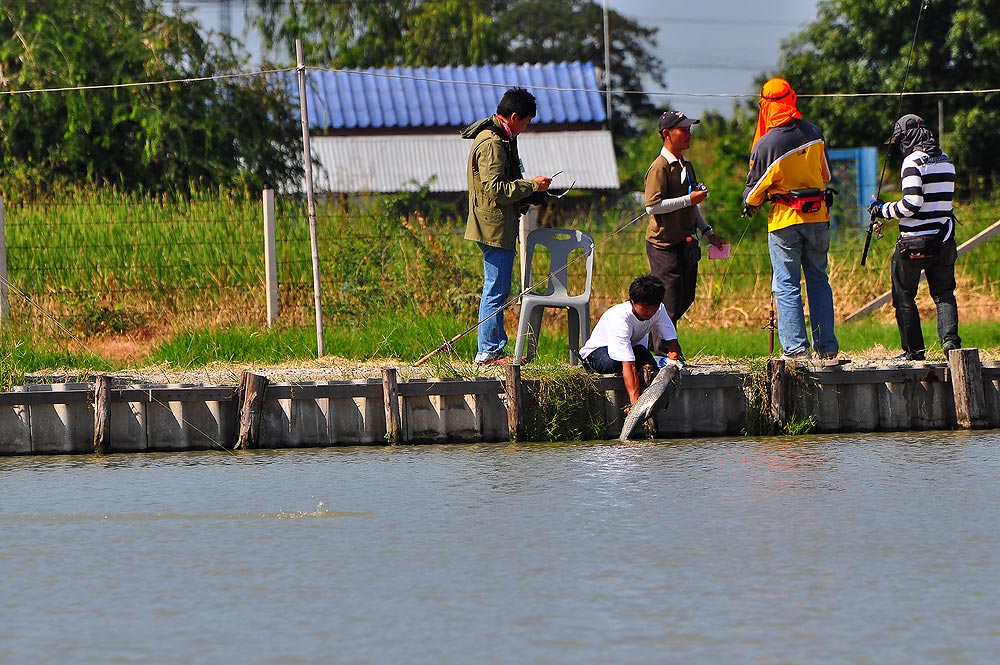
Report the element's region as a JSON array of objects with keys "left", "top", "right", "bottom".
[{"left": 886, "top": 114, "right": 942, "bottom": 158}]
